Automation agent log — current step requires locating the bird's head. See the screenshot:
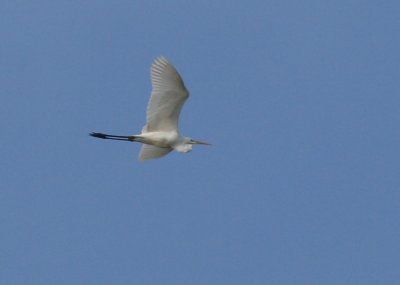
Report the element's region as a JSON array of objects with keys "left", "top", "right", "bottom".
[{"left": 175, "top": 137, "right": 211, "bottom": 153}]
